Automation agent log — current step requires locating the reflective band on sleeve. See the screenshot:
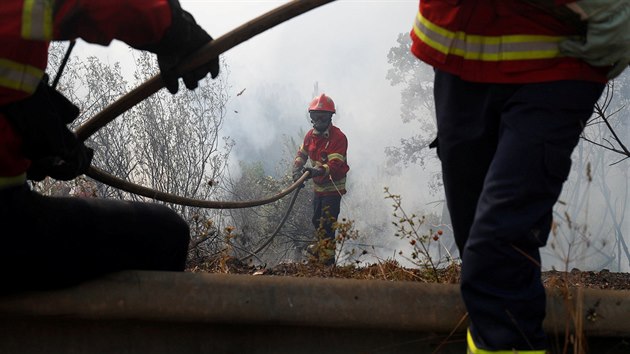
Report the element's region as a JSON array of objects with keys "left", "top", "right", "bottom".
[
  {"left": 327, "top": 153, "right": 345, "bottom": 162},
  {"left": 414, "top": 11, "right": 565, "bottom": 61},
  {"left": 0, "top": 58, "right": 43, "bottom": 93},
  {"left": 22, "top": 0, "right": 53, "bottom": 40}
]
